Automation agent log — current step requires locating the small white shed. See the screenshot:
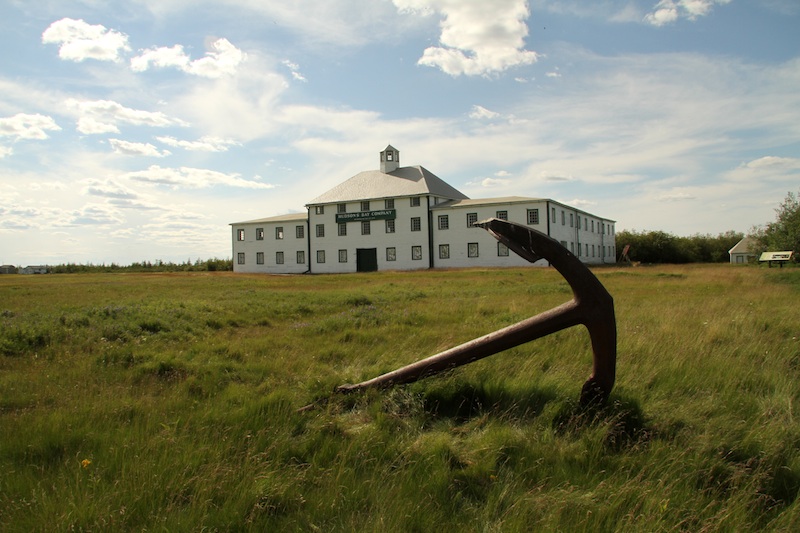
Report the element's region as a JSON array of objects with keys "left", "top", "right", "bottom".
[{"left": 728, "top": 237, "right": 757, "bottom": 264}]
